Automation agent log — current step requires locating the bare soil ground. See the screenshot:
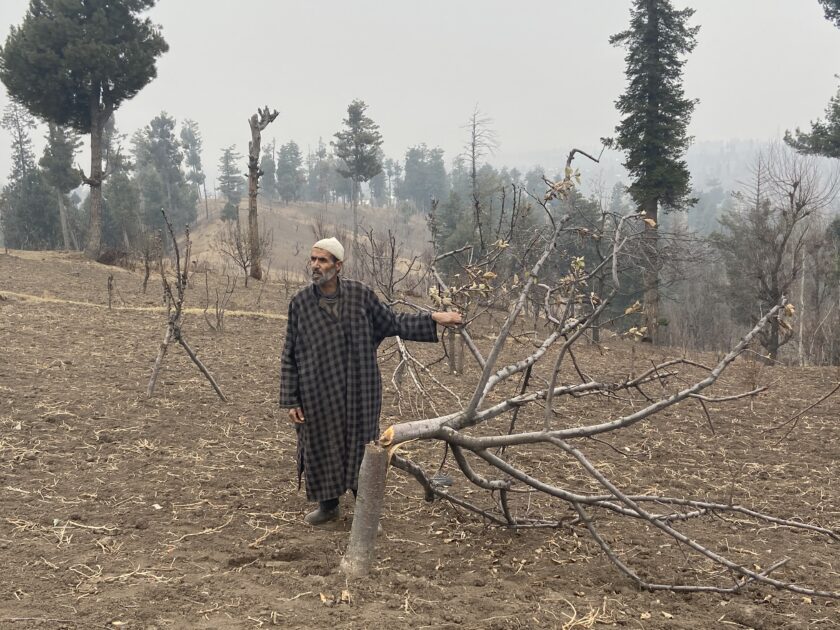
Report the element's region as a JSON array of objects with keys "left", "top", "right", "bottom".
[{"left": 1, "top": 250, "right": 838, "bottom": 629}]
